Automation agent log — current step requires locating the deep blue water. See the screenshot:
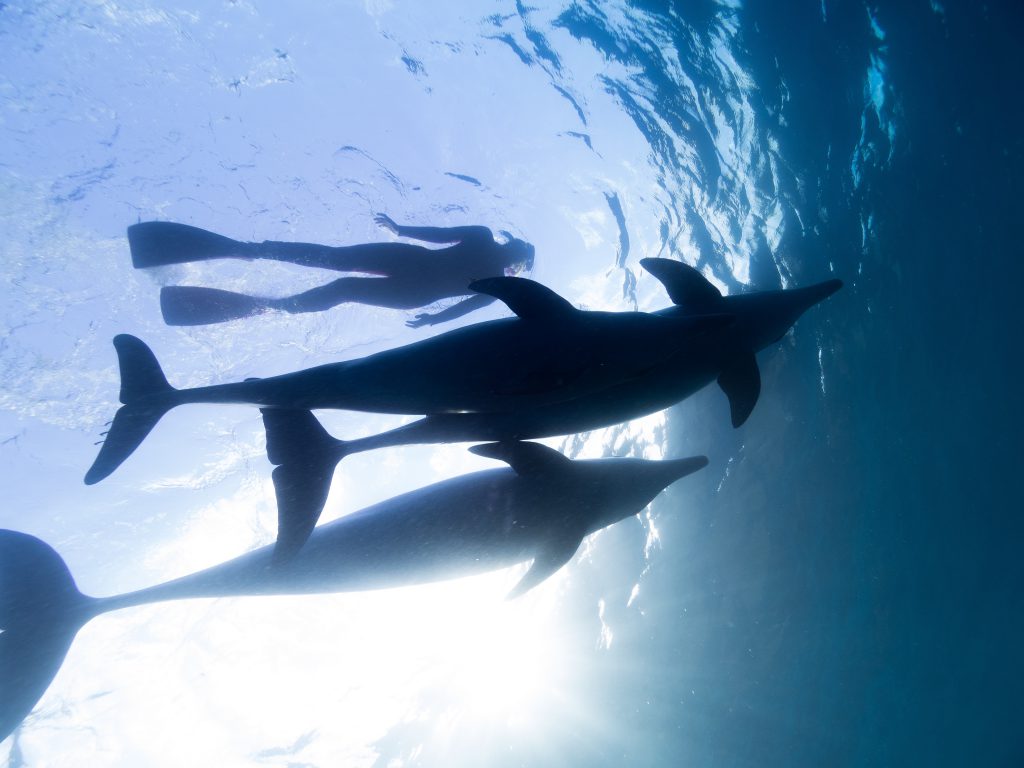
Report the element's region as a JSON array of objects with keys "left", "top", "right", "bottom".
[{"left": 1, "top": 1, "right": 1021, "bottom": 766}]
